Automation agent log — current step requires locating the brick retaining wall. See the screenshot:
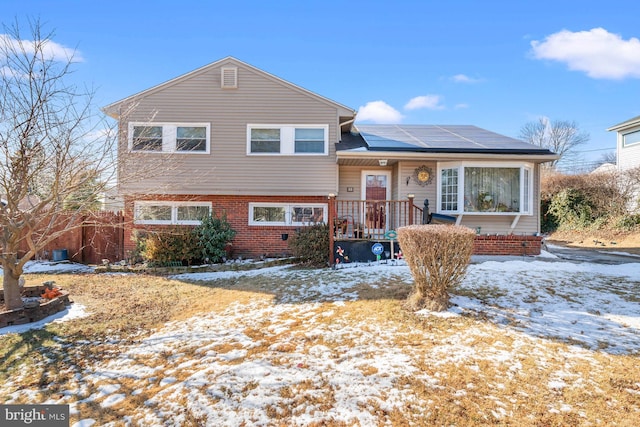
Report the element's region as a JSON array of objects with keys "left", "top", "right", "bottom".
[{"left": 473, "top": 234, "right": 543, "bottom": 256}]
